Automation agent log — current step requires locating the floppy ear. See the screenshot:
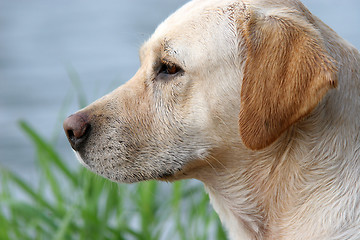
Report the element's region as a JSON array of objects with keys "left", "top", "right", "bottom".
[{"left": 239, "top": 12, "right": 338, "bottom": 150}]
